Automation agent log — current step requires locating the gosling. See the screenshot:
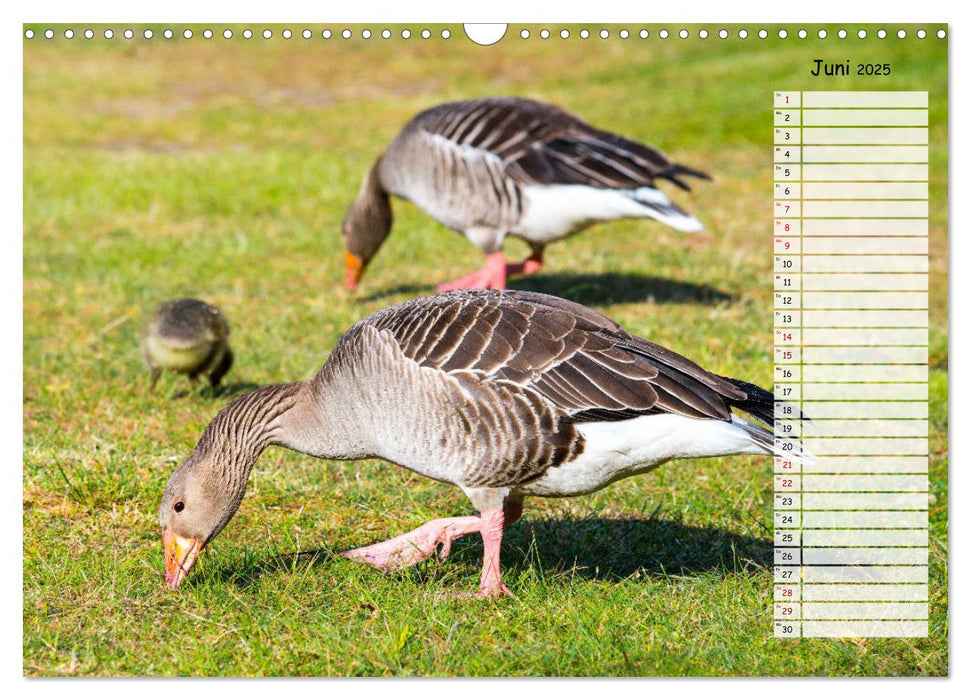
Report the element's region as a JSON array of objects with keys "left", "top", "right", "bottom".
[{"left": 142, "top": 298, "right": 233, "bottom": 393}]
